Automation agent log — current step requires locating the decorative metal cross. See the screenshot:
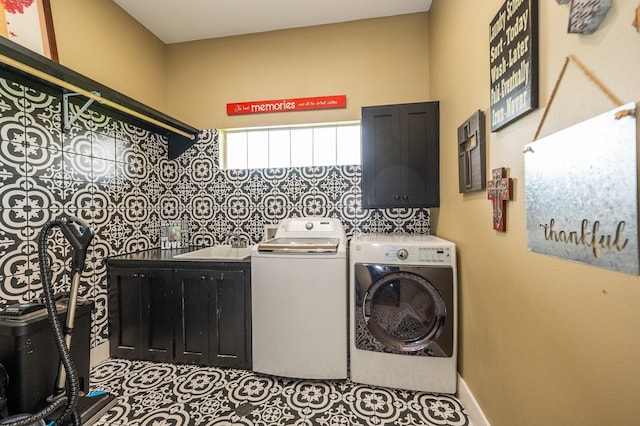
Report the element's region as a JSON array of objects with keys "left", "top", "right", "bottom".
[{"left": 487, "top": 167, "right": 512, "bottom": 232}]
